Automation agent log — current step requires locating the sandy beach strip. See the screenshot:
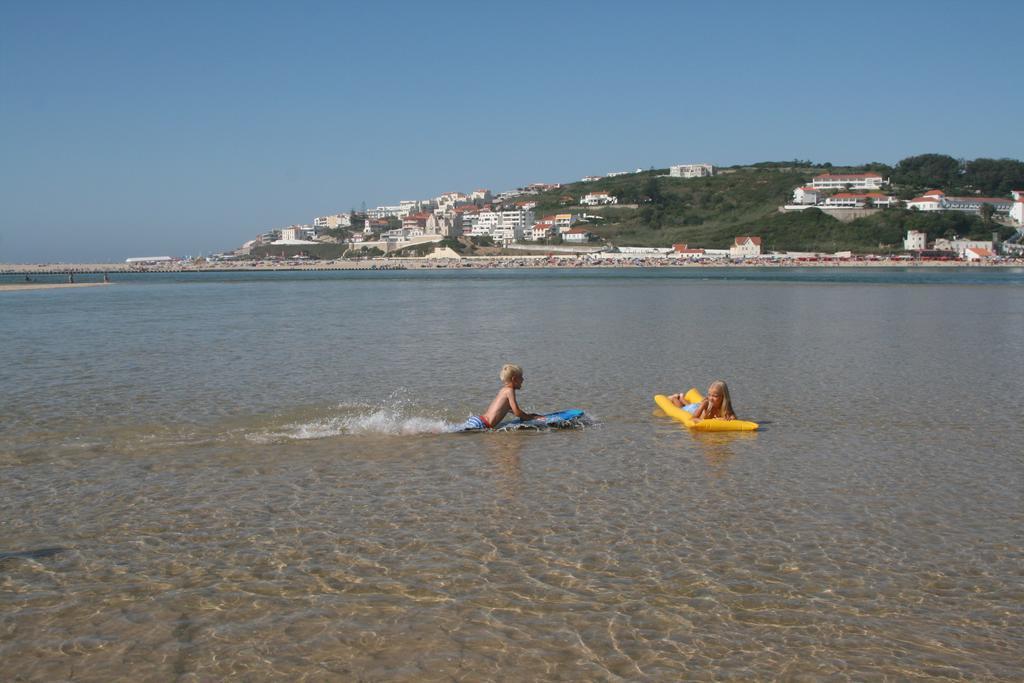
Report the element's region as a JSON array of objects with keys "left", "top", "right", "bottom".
[
  {"left": 1, "top": 257, "right": 1021, "bottom": 275},
  {"left": 0, "top": 282, "right": 111, "bottom": 292}
]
